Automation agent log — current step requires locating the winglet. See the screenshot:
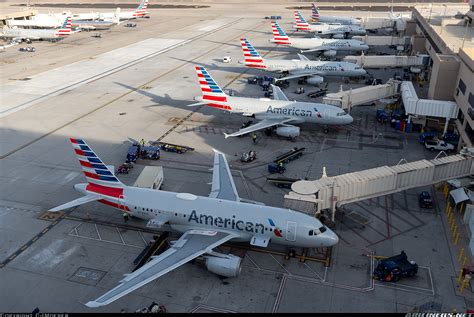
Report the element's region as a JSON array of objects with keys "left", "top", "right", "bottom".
[
  {"left": 85, "top": 301, "right": 102, "bottom": 308},
  {"left": 223, "top": 133, "right": 230, "bottom": 139}
]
